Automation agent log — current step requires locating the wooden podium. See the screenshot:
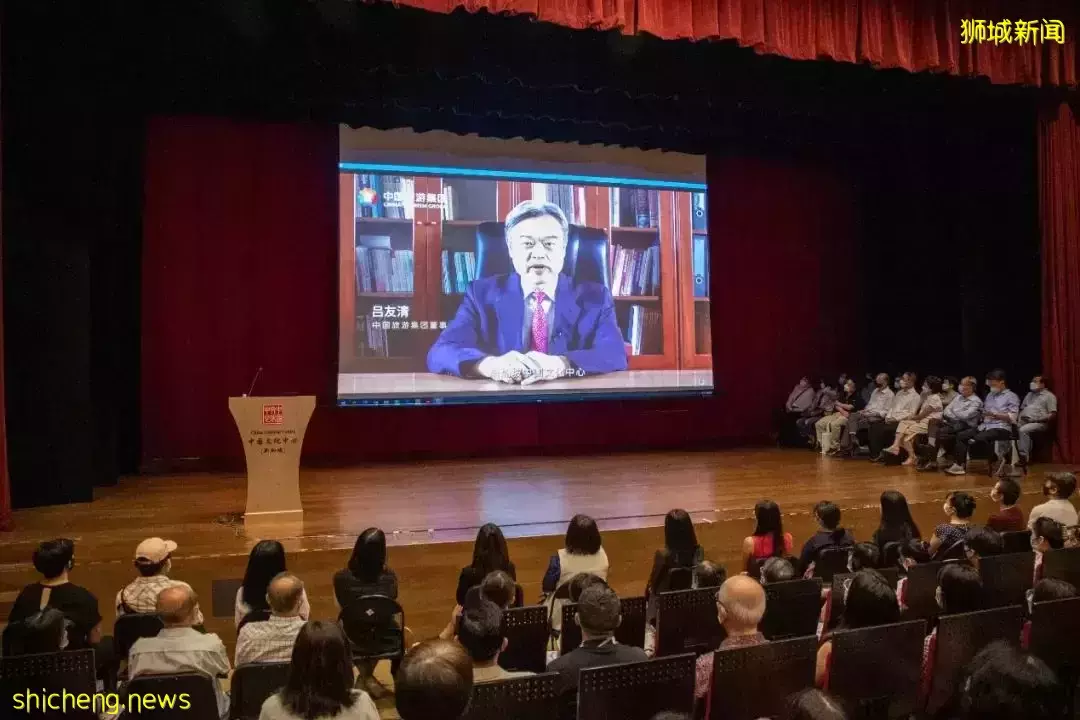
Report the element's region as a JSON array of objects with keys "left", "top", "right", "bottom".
[{"left": 229, "top": 396, "right": 315, "bottom": 520}]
